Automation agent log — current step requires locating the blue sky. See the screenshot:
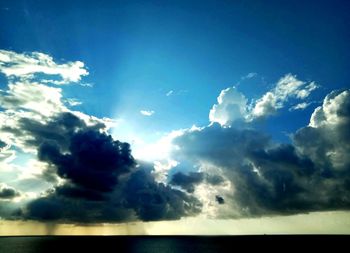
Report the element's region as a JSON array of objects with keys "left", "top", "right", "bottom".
[
  {"left": 1, "top": 0, "right": 349, "bottom": 135},
  {"left": 1, "top": 0, "right": 350, "bottom": 230}
]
